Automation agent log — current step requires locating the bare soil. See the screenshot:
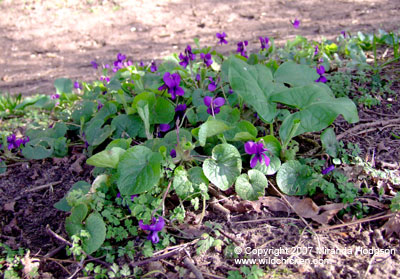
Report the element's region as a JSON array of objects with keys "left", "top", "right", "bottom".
[{"left": 1, "top": 0, "right": 400, "bottom": 96}]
